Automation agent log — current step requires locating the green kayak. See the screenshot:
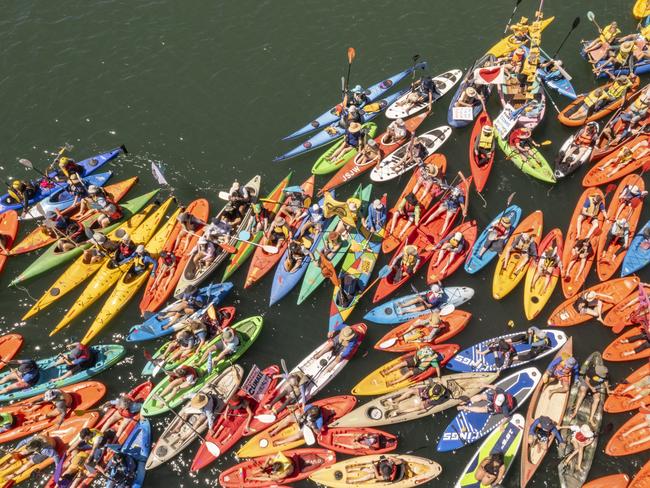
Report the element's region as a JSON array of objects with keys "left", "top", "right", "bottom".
[
  {"left": 496, "top": 134, "right": 556, "bottom": 184},
  {"left": 141, "top": 315, "right": 263, "bottom": 416},
  {"left": 311, "top": 122, "right": 377, "bottom": 175},
  {"left": 9, "top": 189, "right": 160, "bottom": 287},
  {"left": 296, "top": 184, "right": 369, "bottom": 305}
]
